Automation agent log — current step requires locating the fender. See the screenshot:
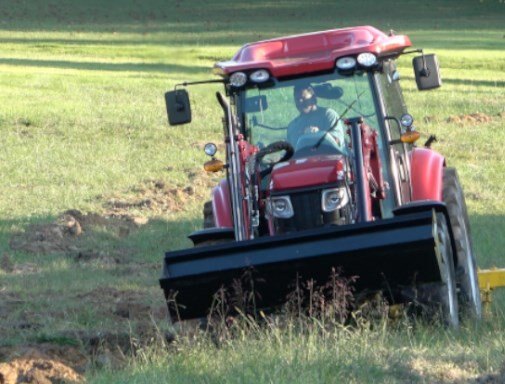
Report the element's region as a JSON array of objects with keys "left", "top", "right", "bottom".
[
  {"left": 410, "top": 147, "right": 445, "bottom": 201},
  {"left": 212, "top": 178, "right": 233, "bottom": 228}
]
